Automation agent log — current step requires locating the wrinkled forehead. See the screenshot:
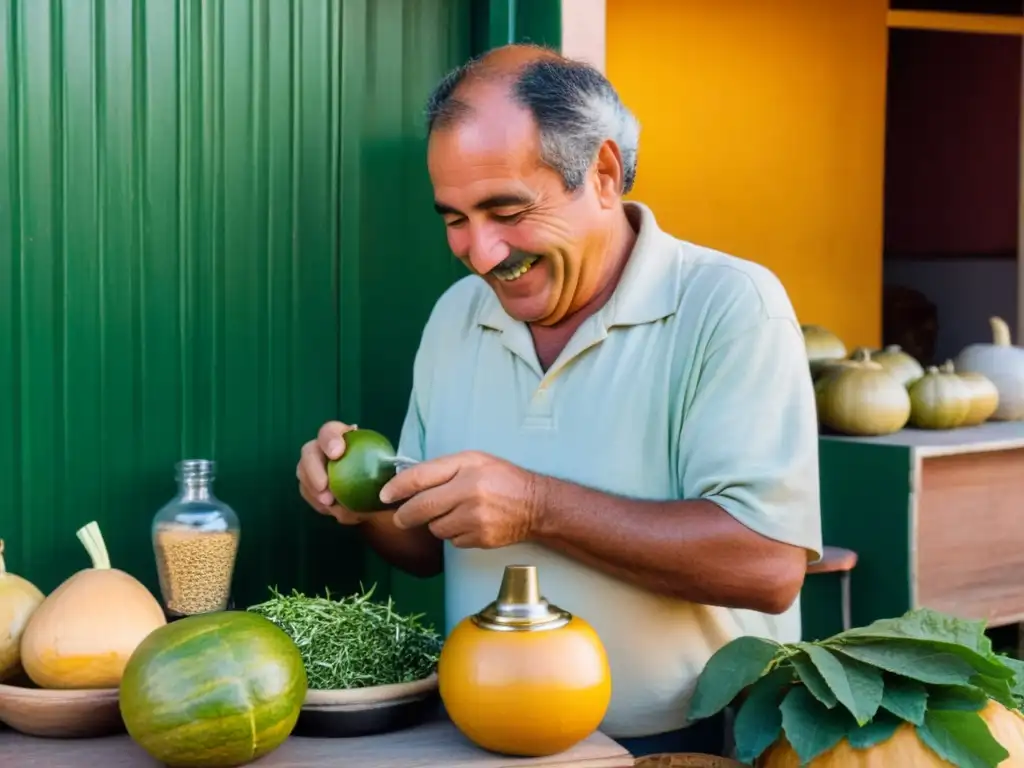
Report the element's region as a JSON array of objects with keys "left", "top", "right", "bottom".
[{"left": 427, "top": 86, "right": 546, "bottom": 189}]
